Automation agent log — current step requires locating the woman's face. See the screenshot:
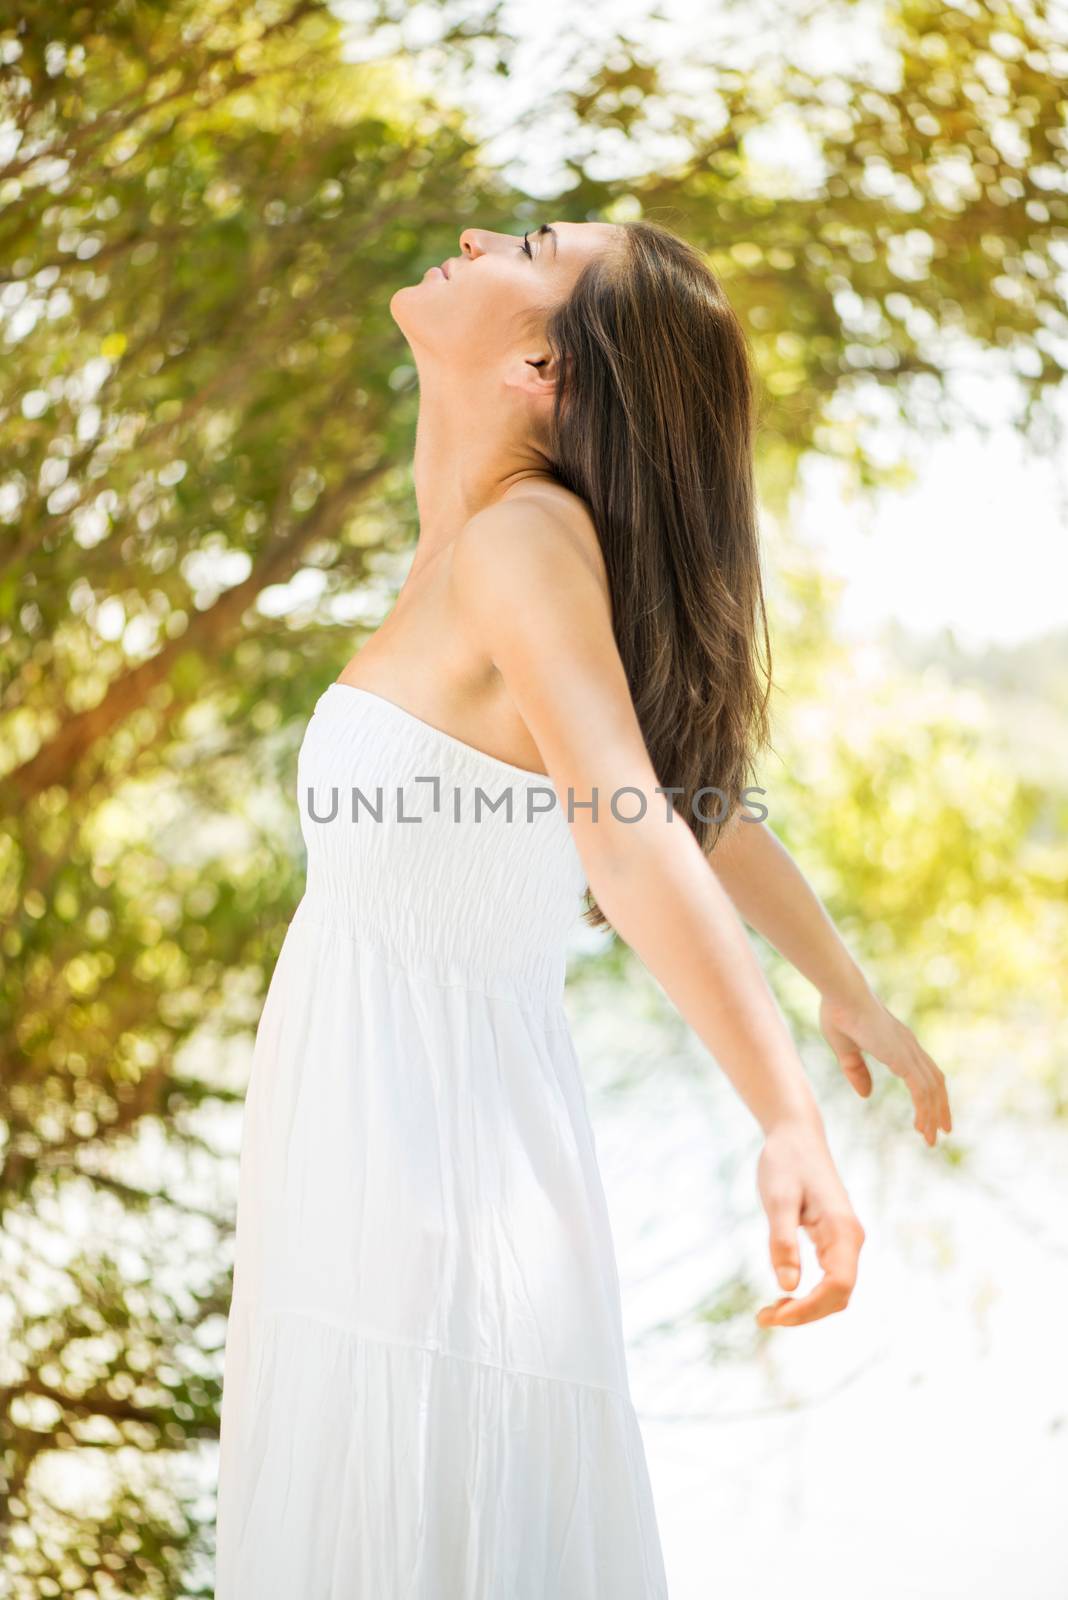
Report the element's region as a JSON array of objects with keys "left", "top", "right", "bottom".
[{"left": 390, "top": 219, "right": 620, "bottom": 374}]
